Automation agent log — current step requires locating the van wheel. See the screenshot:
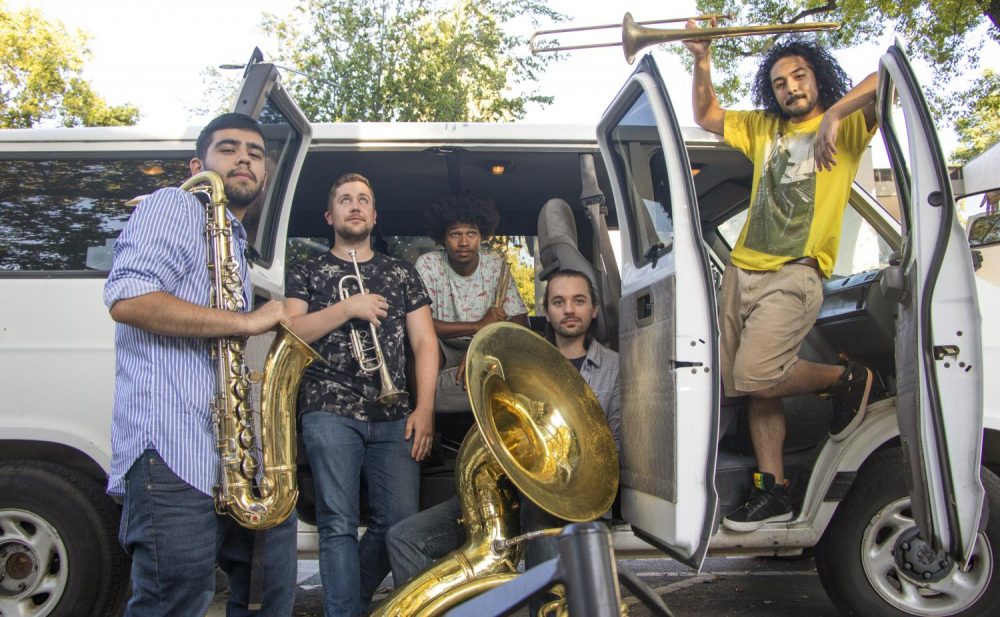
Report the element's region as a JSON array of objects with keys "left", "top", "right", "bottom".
[
  {"left": 815, "top": 448, "right": 1000, "bottom": 616},
  {"left": 0, "top": 461, "right": 130, "bottom": 617}
]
